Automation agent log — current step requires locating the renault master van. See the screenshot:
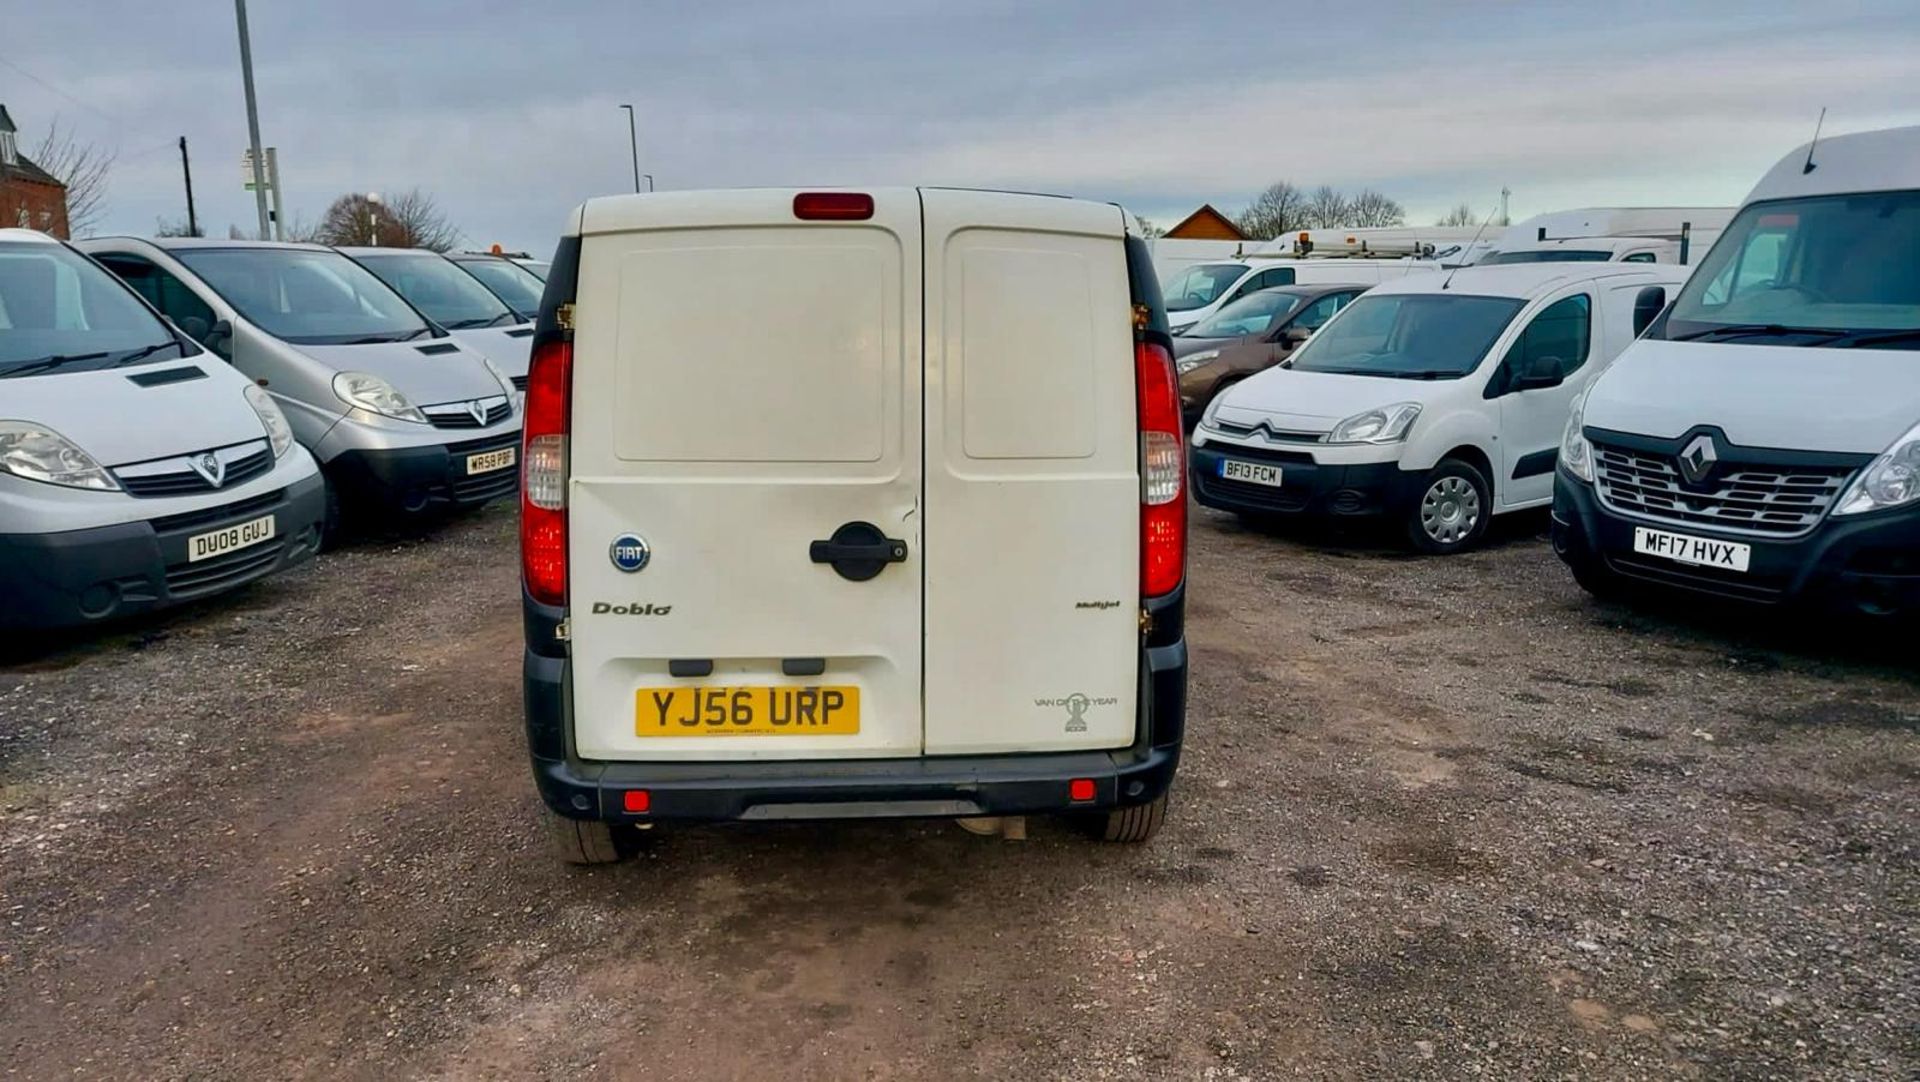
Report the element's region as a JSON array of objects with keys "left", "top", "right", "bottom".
[
  {"left": 80, "top": 238, "right": 523, "bottom": 538},
  {"left": 339, "top": 246, "right": 534, "bottom": 390},
  {"left": 0, "top": 229, "right": 323, "bottom": 630},
  {"left": 1192, "top": 263, "right": 1685, "bottom": 552},
  {"left": 1555, "top": 125, "right": 1920, "bottom": 616},
  {"left": 520, "top": 189, "right": 1188, "bottom": 861}
]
